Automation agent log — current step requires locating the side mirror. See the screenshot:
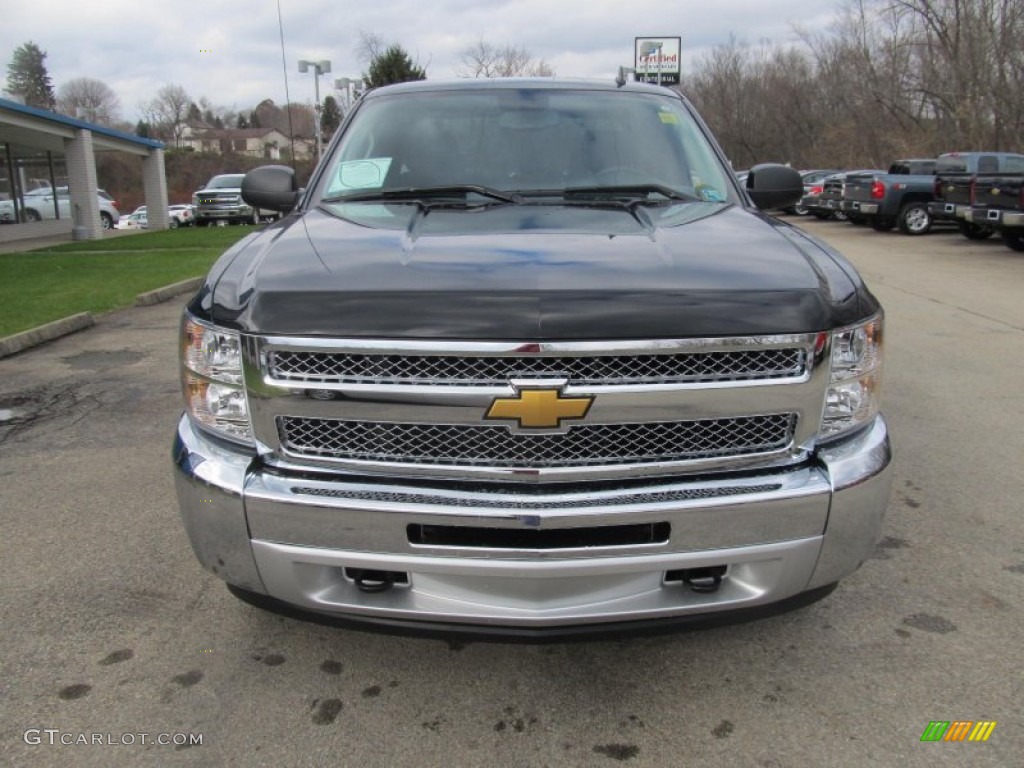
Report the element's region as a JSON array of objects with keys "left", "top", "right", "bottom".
[
  {"left": 745, "top": 164, "right": 803, "bottom": 210},
  {"left": 242, "top": 165, "right": 300, "bottom": 213}
]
